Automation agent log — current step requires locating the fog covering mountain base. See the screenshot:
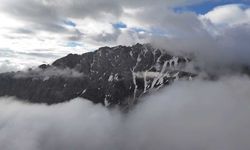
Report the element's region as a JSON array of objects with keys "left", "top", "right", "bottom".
[{"left": 0, "top": 76, "right": 250, "bottom": 150}]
